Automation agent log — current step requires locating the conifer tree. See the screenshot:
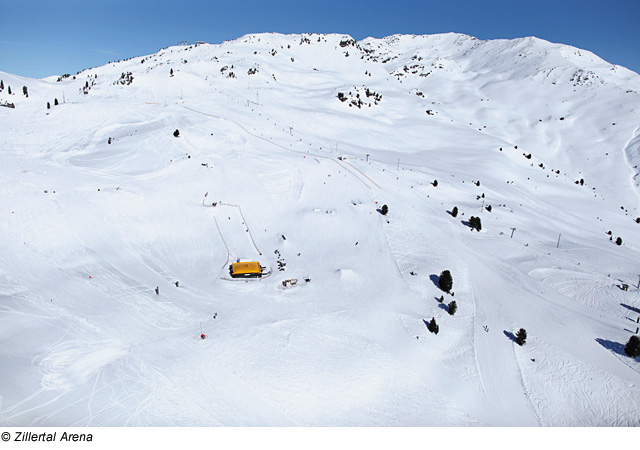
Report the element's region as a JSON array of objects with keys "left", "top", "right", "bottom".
[
  {"left": 469, "top": 216, "right": 482, "bottom": 231},
  {"left": 428, "top": 317, "right": 439, "bottom": 334},
  {"left": 0, "top": 80, "right": 4, "bottom": 90},
  {"left": 515, "top": 328, "right": 527, "bottom": 346},
  {"left": 624, "top": 335, "right": 640, "bottom": 358},
  {"left": 447, "top": 301, "right": 457, "bottom": 316},
  {"left": 451, "top": 206, "right": 458, "bottom": 218},
  {"left": 381, "top": 204, "right": 388, "bottom": 215},
  {"left": 439, "top": 270, "right": 453, "bottom": 293}
]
